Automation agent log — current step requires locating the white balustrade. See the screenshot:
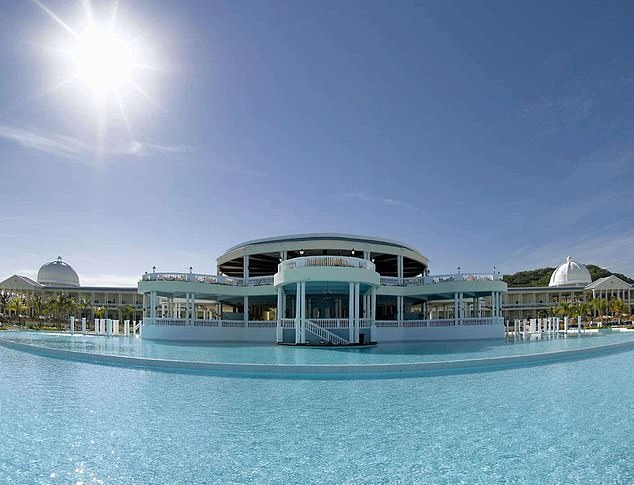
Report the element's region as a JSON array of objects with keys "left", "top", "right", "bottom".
[
  {"left": 141, "top": 272, "right": 273, "bottom": 287},
  {"left": 380, "top": 272, "right": 501, "bottom": 287},
  {"left": 278, "top": 256, "right": 376, "bottom": 272}
]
